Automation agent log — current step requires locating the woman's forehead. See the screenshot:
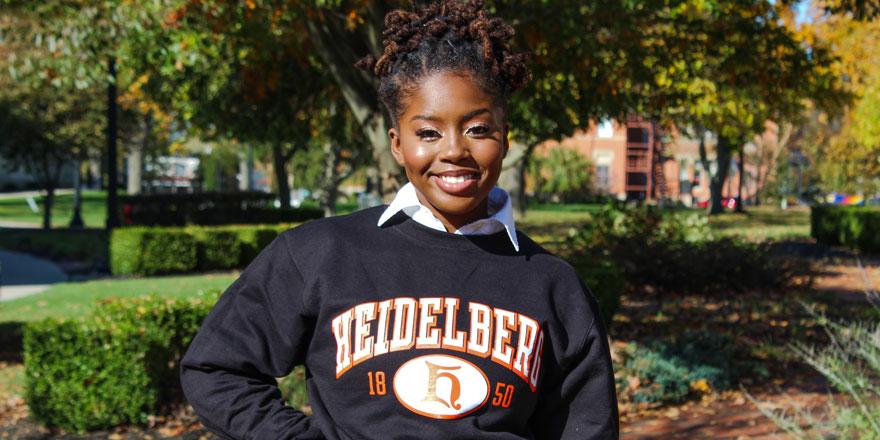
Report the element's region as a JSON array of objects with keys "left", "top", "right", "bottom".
[{"left": 400, "top": 72, "right": 505, "bottom": 122}]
